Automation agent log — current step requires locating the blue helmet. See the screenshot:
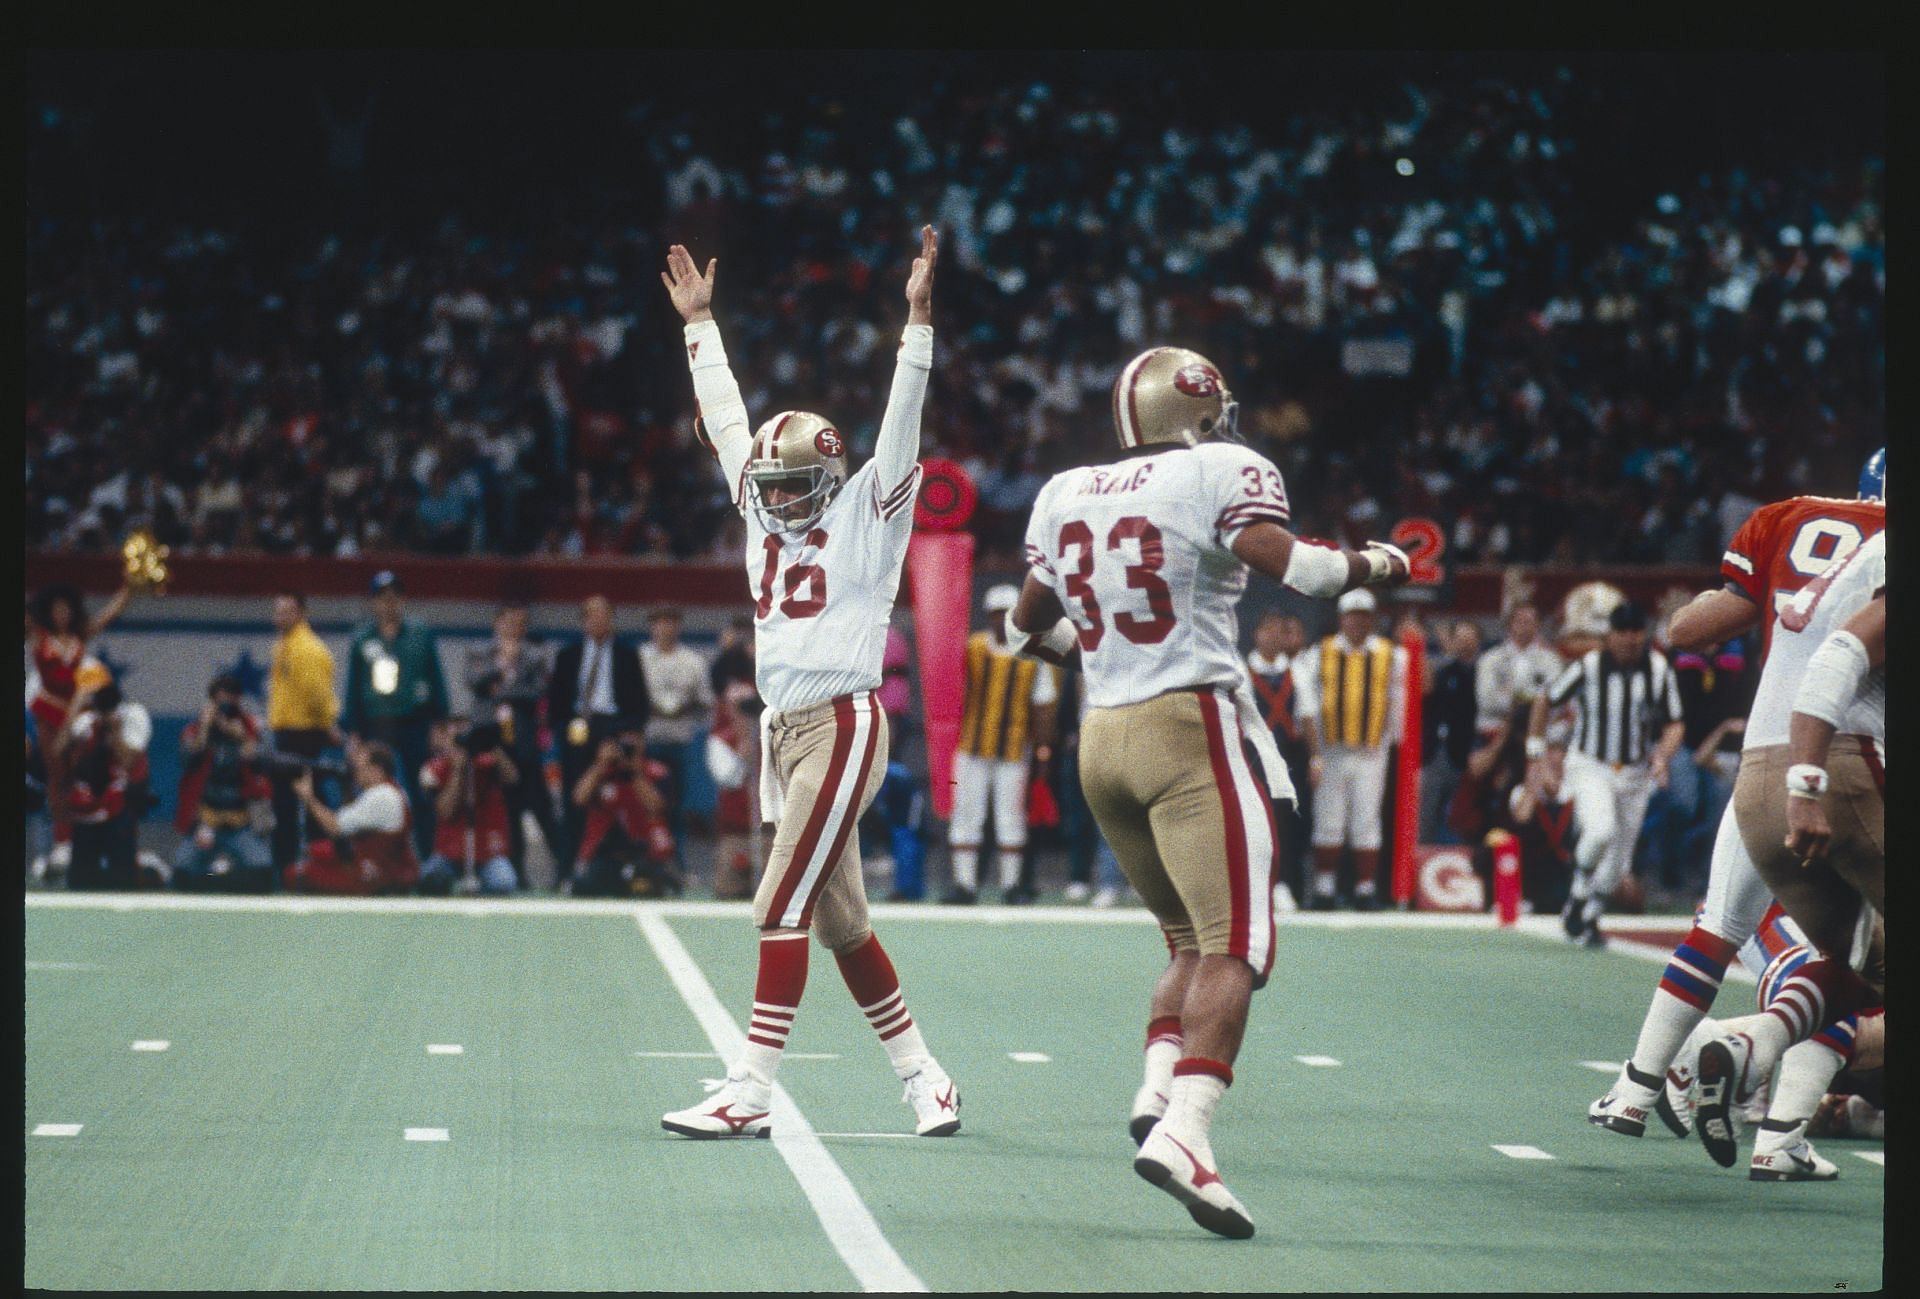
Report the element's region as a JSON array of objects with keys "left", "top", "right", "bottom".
[{"left": 1858, "top": 446, "right": 1885, "bottom": 502}]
